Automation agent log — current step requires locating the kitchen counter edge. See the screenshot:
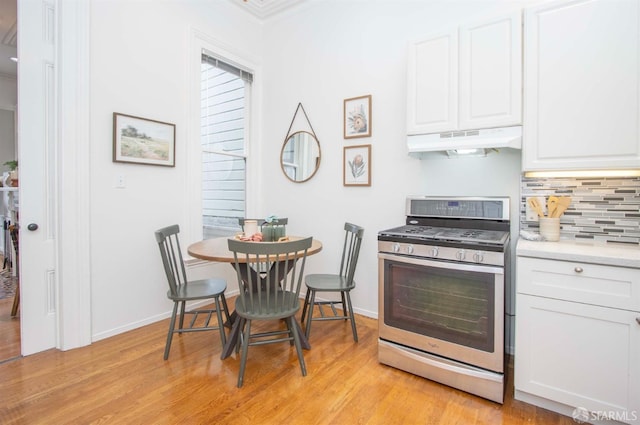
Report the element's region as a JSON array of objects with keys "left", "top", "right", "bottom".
[{"left": 516, "top": 238, "right": 640, "bottom": 269}]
